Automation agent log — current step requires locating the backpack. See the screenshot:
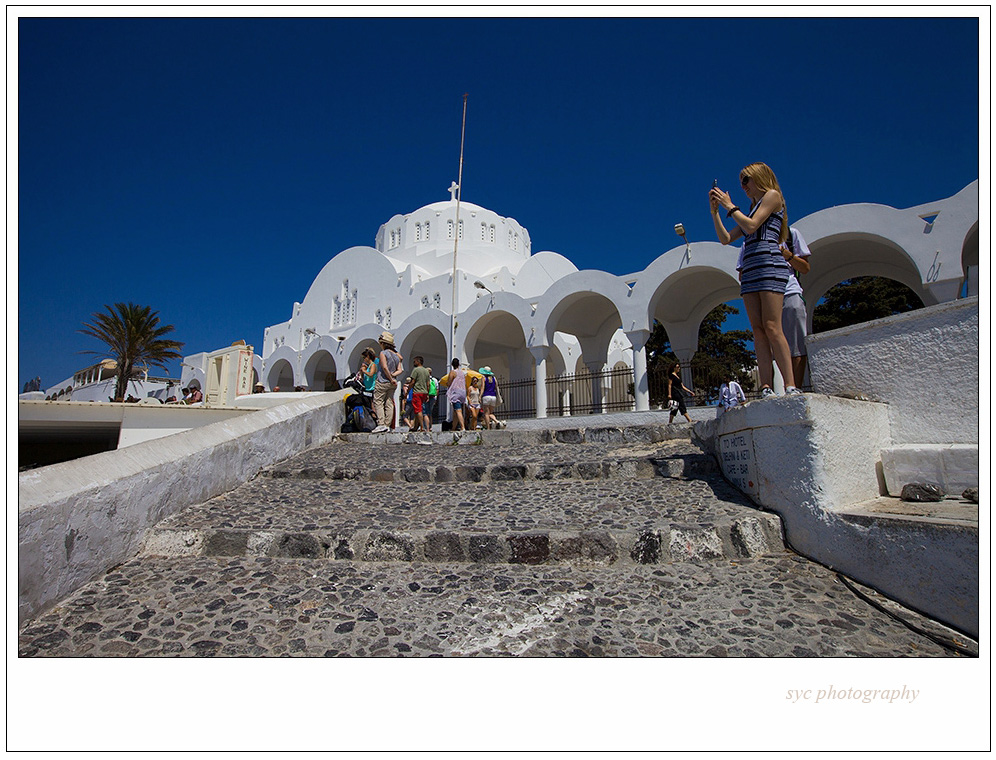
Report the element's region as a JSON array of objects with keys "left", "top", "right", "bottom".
[
  {"left": 351, "top": 405, "right": 376, "bottom": 433},
  {"left": 428, "top": 377, "right": 438, "bottom": 396}
]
